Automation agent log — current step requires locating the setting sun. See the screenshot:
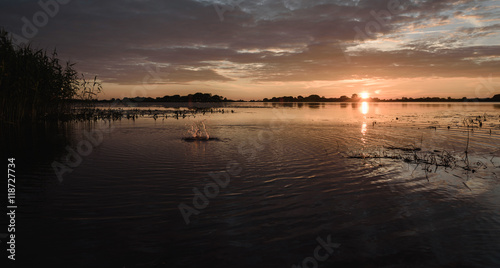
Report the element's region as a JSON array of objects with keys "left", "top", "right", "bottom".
[{"left": 360, "top": 92, "right": 370, "bottom": 99}]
